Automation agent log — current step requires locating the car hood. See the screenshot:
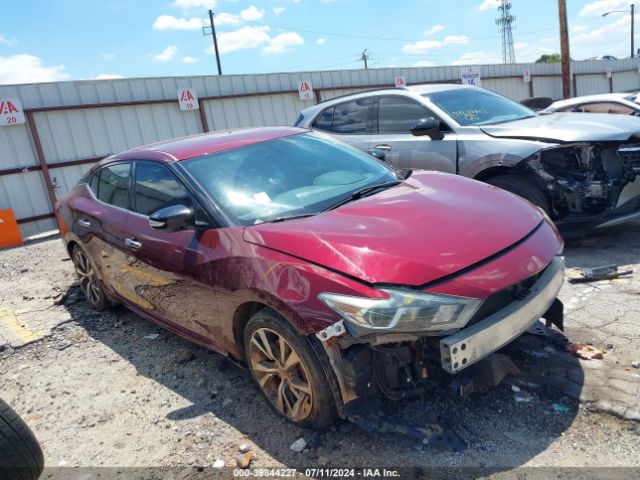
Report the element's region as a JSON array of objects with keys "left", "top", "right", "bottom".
[
  {"left": 480, "top": 112, "right": 640, "bottom": 143},
  {"left": 243, "top": 172, "right": 544, "bottom": 287}
]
